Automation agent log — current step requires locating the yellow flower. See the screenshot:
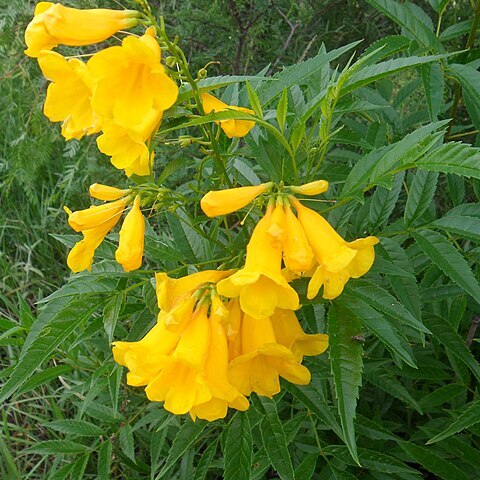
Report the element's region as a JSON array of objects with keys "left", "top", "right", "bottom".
[
  {"left": 66, "top": 208, "right": 123, "bottom": 272},
  {"left": 290, "top": 179, "right": 329, "bottom": 196},
  {"left": 25, "top": 2, "right": 140, "bottom": 58},
  {"left": 37, "top": 51, "right": 100, "bottom": 140},
  {"left": 217, "top": 203, "right": 299, "bottom": 319},
  {"left": 282, "top": 202, "right": 315, "bottom": 273},
  {"left": 88, "top": 28, "right": 178, "bottom": 129},
  {"left": 89, "top": 183, "right": 129, "bottom": 201},
  {"left": 115, "top": 196, "right": 145, "bottom": 272},
  {"left": 201, "top": 93, "right": 255, "bottom": 138},
  {"left": 200, "top": 182, "right": 273, "bottom": 217},
  {"left": 228, "top": 314, "right": 311, "bottom": 397},
  {"left": 290, "top": 197, "right": 379, "bottom": 300},
  {"left": 96, "top": 108, "right": 162, "bottom": 177},
  {"left": 155, "top": 270, "right": 233, "bottom": 312},
  {"left": 67, "top": 198, "right": 127, "bottom": 232},
  {"left": 270, "top": 309, "right": 328, "bottom": 361}
]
